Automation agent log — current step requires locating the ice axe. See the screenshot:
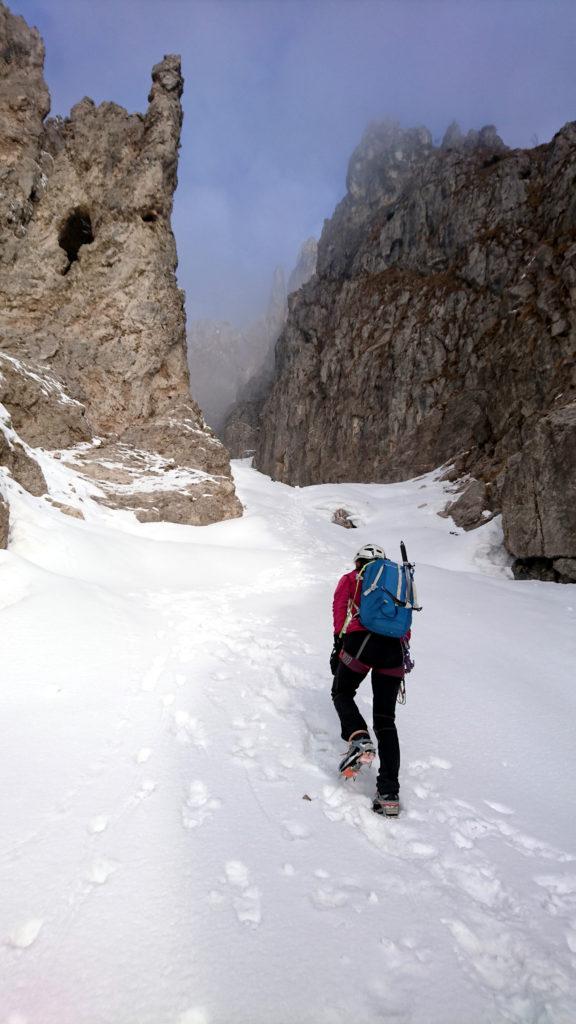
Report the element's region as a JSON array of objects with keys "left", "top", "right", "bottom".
[{"left": 400, "top": 540, "right": 422, "bottom": 611}]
